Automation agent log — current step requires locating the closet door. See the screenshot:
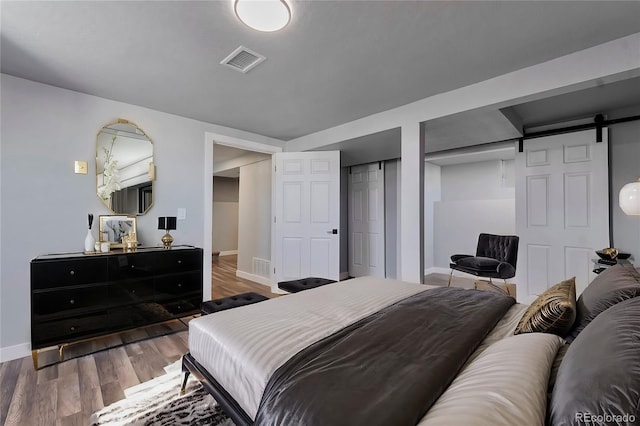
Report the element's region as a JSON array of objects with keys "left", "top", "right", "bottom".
[
  {"left": 515, "top": 129, "right": 609, "bottom": 302},
  {"left": 349, "top": 163, "right": 386, "bottom": 278}
]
